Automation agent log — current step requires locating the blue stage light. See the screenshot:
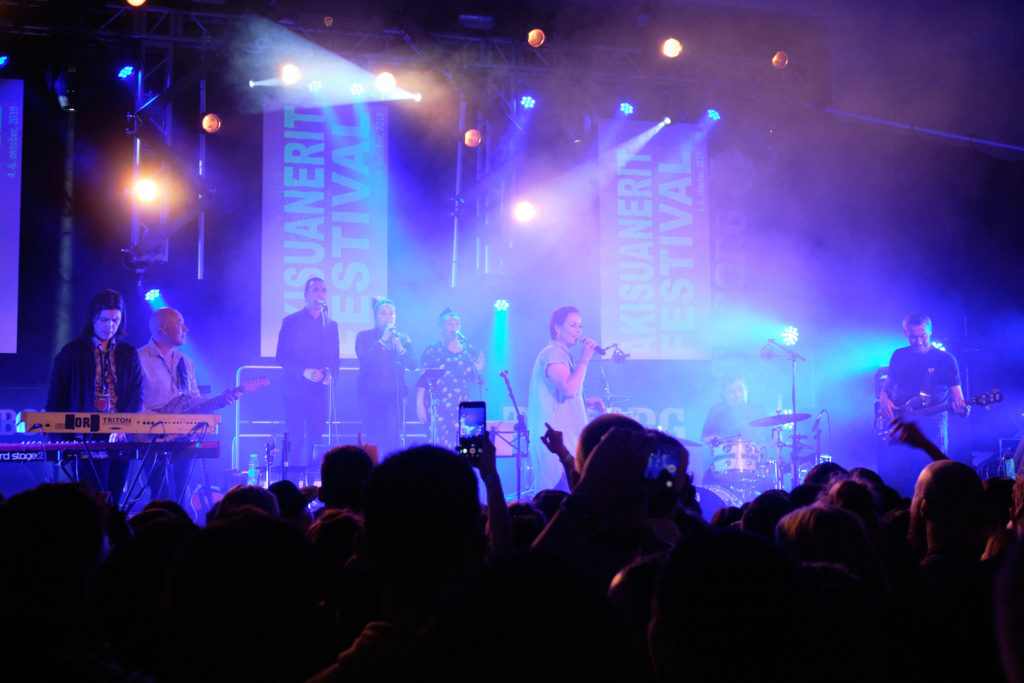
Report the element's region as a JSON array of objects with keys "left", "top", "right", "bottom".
[
  {"left": 931, "top": 340, "right": 946, "bottom": 351},
  {"left": 0, "top": 56, "right": 9, "bottom": 69},
  {"left": 520, "top": 95, "right": 536, "bottom": 110},
  {"left": 117, "top": 65, "right": 135, "bottom": 80},
  {"left": 706, "top": 108, "right": 721, "bottom": 121},
  {"left": 494, "top": 298, "right": 510, "bottom": 312},
  {"left": 619, "top": 102, "right": 634, "bottom": 116},
  {"left": 782, "top": 325, "right": 799, "bottom": 346},
  {"left": 144, "top": 289, "right": 161, "bottom": 302}
]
